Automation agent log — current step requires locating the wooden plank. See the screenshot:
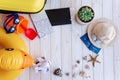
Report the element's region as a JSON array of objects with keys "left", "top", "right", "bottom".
[
  {"left": 114, "top": 36, "right": 120, "bottom": 80},
  {"left": 80, "top": 0, "right": 94, "bottom": 80},
  {"left": 40, "top": 37, "right": 51, "bottom": 80},
  {"left": 18, "top": 14, "right": 31, "bottom": 80},
  {"left": 50, "top": 26, "right": 62, "bottom": 80},
  {"left": 29, "top": 39, "right": 41, "bottom": 80},
  {"left": 92, "top": 0, "right": 104, "bottom": 80},
  {"left": 71, "top": 0, "right": 83, "bottom": 80},
  {"left": 61, "top": 0, "right": 72, "bottom": 8},
  {"left": 0, "top": 14, "right": 7, "bottom": 25},
  {"left": 61, "top": 25, "right": 72, "bottom": 80},
  {"left": 49, "top": 1, "right": 62, "bottom": 80},
  {"left": 26, "top": 14, "right": 41, "bottom": 80},
  {"left": 102, "top": 0, "right": 114, "bottom": 80},
  {"left": 113, "top": 0, "right": 120, "bottom": 80},
  {"left": 92, "top": 0, "right": 103, "bottom": 19},
  {"left": 81, "top": 0, "right": 91, "bottom": 7},
  {"left": 60, "top": 0, "right": 72, "bottom": 80},
  {"left": 40, "top": 0, "right": 51, "bottom": 80}
]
